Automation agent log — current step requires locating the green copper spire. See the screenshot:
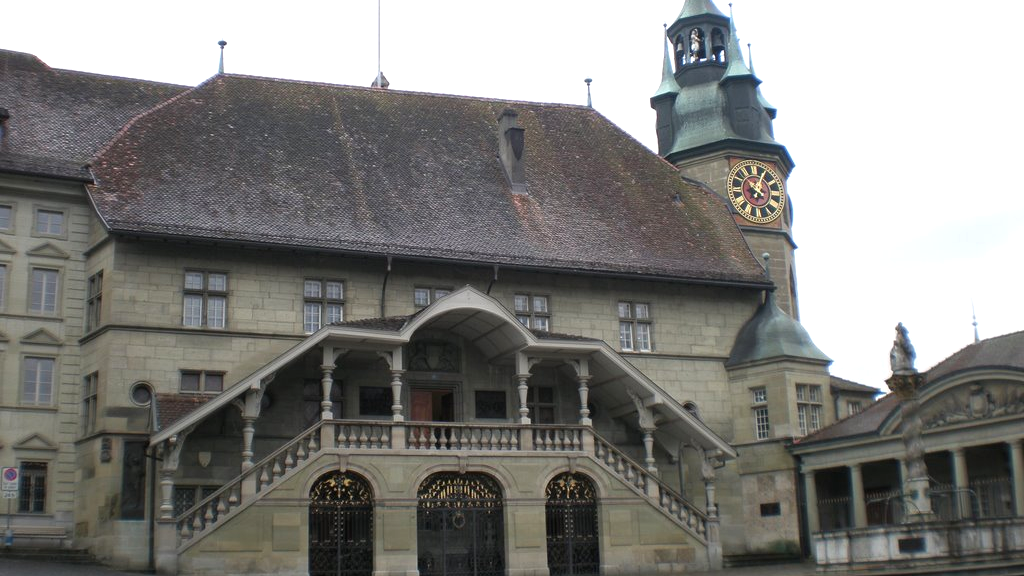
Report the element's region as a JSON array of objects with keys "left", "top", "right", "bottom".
[
  {"left": 721, "top": 5, "right": 754, "bottom": 80},
  {"left": 677, "top": 0, "right": 725, "bottom": 20},
  {"left": 748, "top": 42, "right": 777, "bottom": 118},
  {"left": 653, "top": 25, "right": 680, "bottom": 99}
]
